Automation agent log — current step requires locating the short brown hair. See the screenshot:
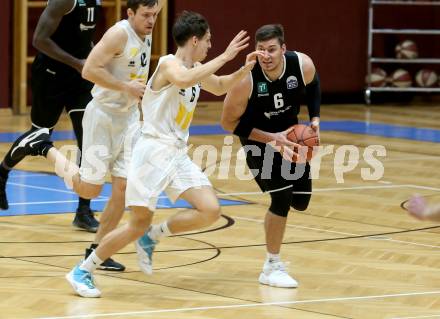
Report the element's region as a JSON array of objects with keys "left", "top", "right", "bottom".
[
  {"left": 172, "top": 11, "right": 210, "bottom": 47},
  {"left": 127, "top": 0, "right": 158, "bottom": 13},
  {"left": 255, "top": 24, "right": 285, "bottom": 45}
]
